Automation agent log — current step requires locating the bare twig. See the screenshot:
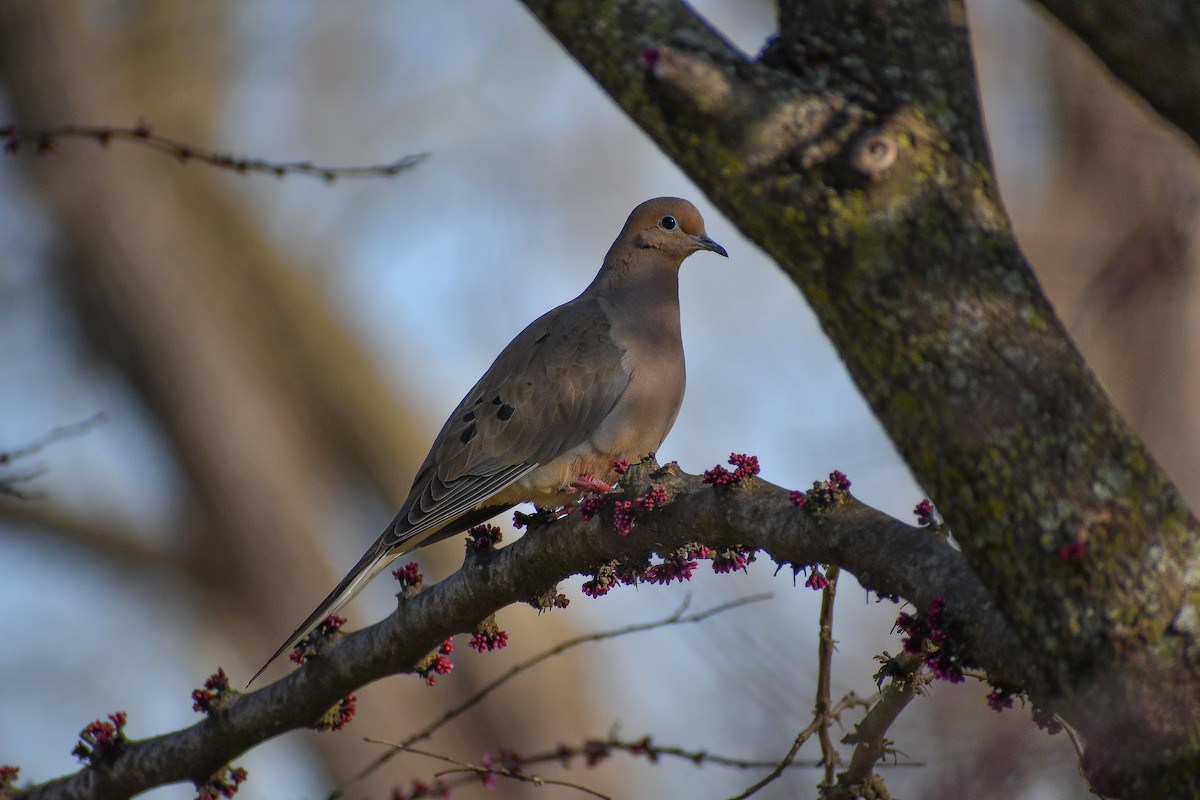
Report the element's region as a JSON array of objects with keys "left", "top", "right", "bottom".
[
  {"left": 723, "top": 714, "right": 824, "bottom": 799},
  {"left": 826, "top": 651, "right": 927, "bottom": 799},
  {"left": 1053, "top": 714, "right": 1111, "bottom": 798},
  {"left": 521, "top": 730, "right": 920, "bottom": 774},
  {"left": 367, "top": 741, "right": 612, "bottom": 800},
  {"left": 0, "top": 413, "right": 104, "bottom": 465},
  {"left": 816, "top": 566, "right": 842, "bottom": 788},
  {"left": 365, "top": 727, "right": 925, "bottom": 800},
  {"left": 1, "top": 123, "right": 427, "bottom": 182},
  {"left": 0, "top": 414, "right": 104, "bottom": 499},
  {"left": 331, "top": 593, "right": 773, "bottom": 799},
  {"left": 726, "top": 567, "right": 848, "bottom": 800},
  {"left": 536, "top": 733, "right": 822, "bottom": 772}
]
